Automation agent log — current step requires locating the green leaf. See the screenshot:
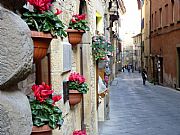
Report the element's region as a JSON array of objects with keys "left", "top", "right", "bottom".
[
  {"left": 57, "top": 119, "right": 64, "bottom": 127},
  {"left": 43, "top": 22, "right": 51, "bottom": 32},
  {"left": 45, "top": 98, "right": 53, "bottom": 105},
  {"left": 35, "top": 116, "right": 49, "bottom": 122},
  {"left": 49, "top": 121, "right": 57, "bottom": 129},
  {"left": 31, "top": 110, "right": 39, "bottom": 116},
  {"left": 35, "top": 104, "right": 43, "bottom": 109},
  {"left": 33, "top": 119, "right": 45, "bottom": 127},
  {"left": 53, "top": 106, "right": 62, "bottom": 114},
  {"left": 32, "top": 19, "right": 39, "bottom": 31},
  {"left": 49, "top": 114, "right": 57, "bottom": 123},
  {"left": 43, "top": 105, "right": 53, "bottom": 113}
]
